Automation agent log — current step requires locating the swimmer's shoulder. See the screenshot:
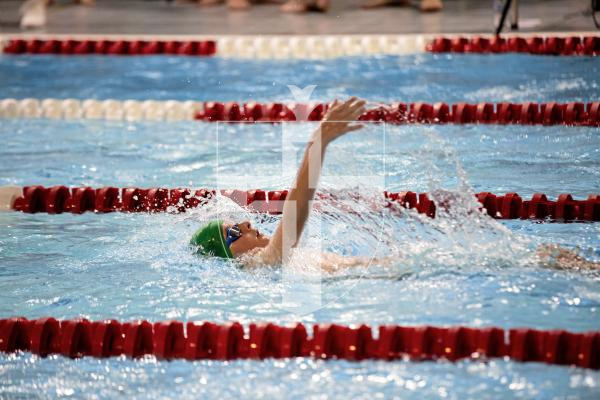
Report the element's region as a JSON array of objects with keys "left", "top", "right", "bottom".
[{"left": 238, "top": 246, "right": 281, "bottom": 269}]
